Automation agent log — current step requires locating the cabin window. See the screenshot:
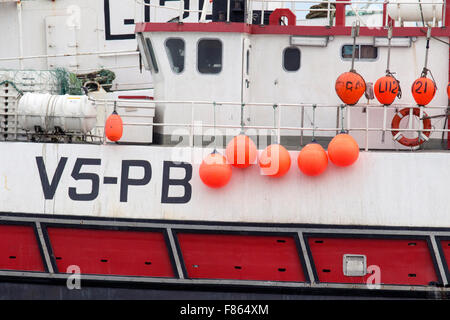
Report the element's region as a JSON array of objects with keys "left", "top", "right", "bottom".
[
  {"left": 341, "top": 45, "right": 378, "bottom": 60},
  {"left": 283, "top": 47, "right": 300, "bottom": 72},
  {"left": 197, "top": 39, "right": 222, "bottom": 74},
  {"left": 165, "top": 38, "right": 185, "bottom": 73},
  {"left": 145, "top": 38, "right": 159, "bottom": 73}
]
